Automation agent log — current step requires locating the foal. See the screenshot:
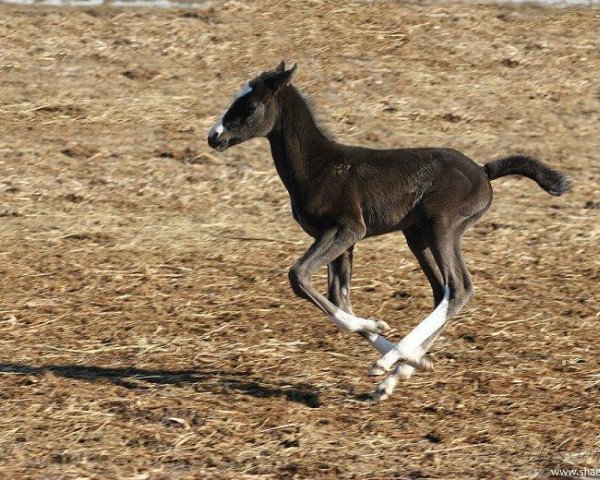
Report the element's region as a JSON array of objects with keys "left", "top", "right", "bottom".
[{"left": 207, "top": 62, "right": 572, "bottom": 401}]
